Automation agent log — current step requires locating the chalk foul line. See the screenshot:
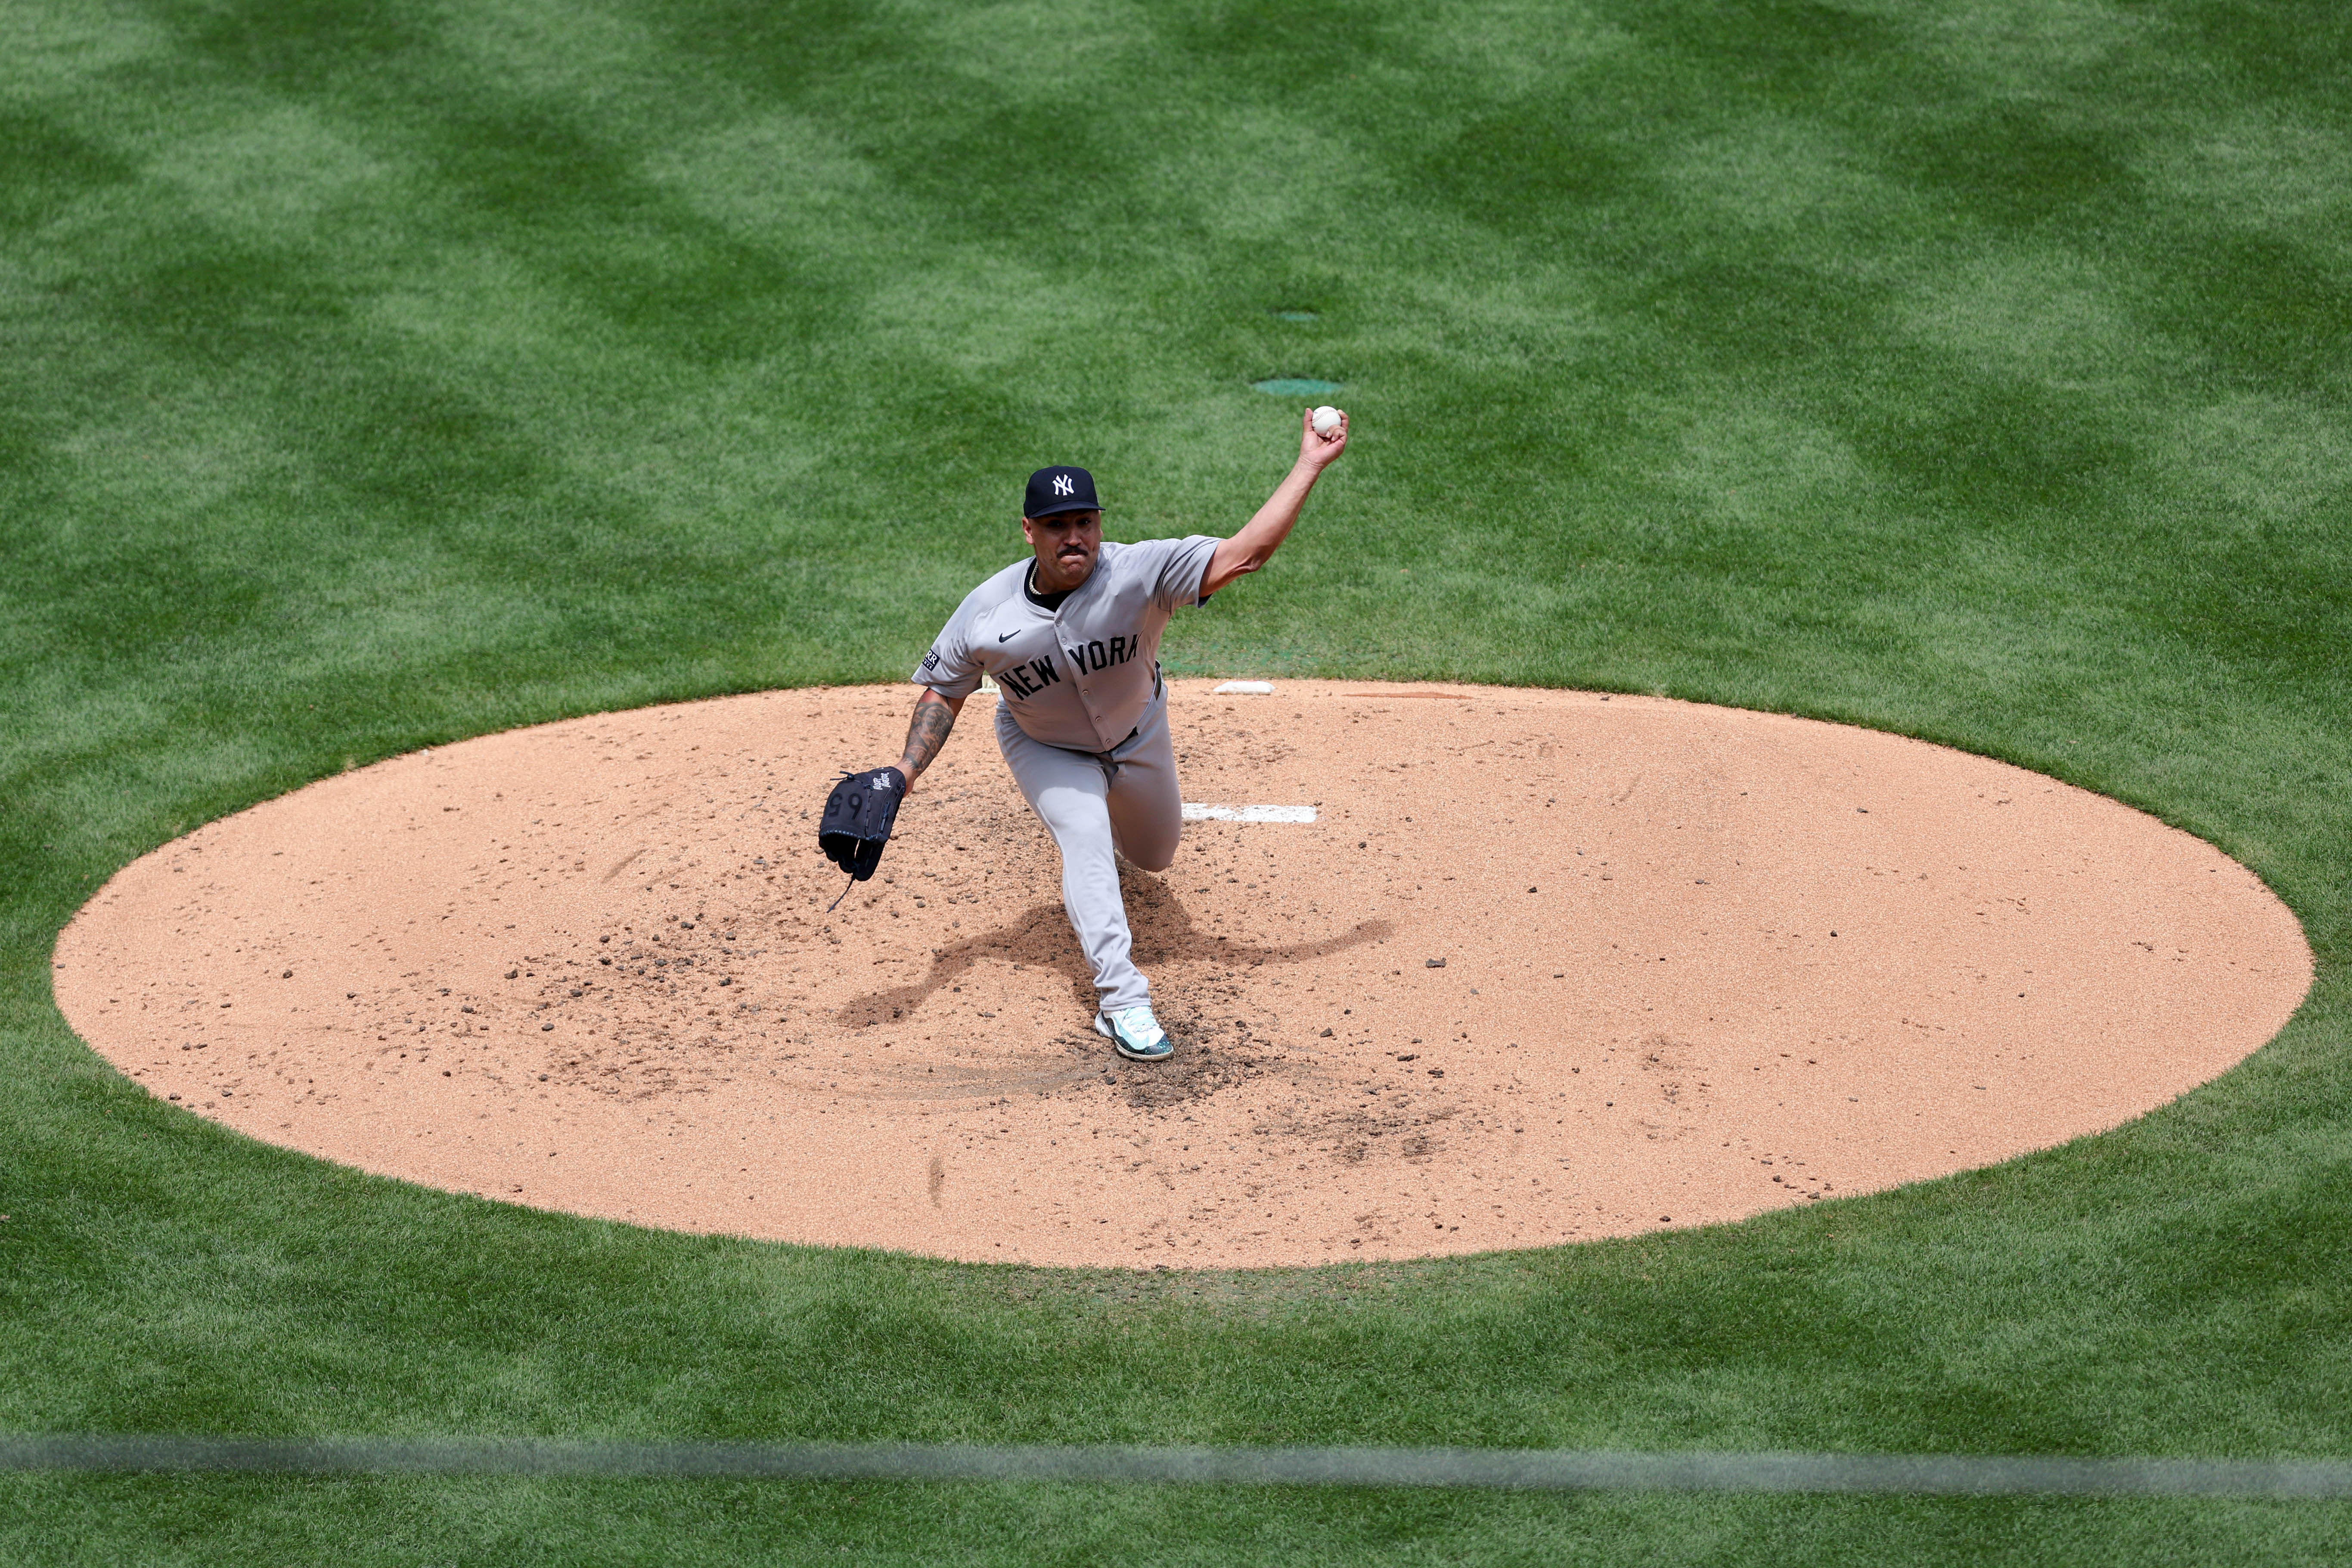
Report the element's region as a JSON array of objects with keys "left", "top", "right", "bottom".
[{"left": 4, "top": 1439, "right": 2349, "bottom": 1496}]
